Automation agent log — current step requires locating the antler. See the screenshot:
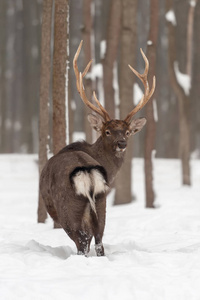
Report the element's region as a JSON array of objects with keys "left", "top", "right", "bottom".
[
  {"left": 73, "top": 40, "right": 111, "bottom": 122},
  {"left": 124, "top": 48, "right": 156, "bottom": 123}
]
